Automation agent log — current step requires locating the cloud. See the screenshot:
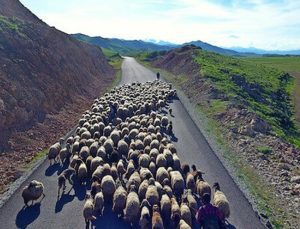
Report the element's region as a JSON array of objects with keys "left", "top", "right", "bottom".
[{"left": 20, "top": 0, "right": 300, "bottom": 50}]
